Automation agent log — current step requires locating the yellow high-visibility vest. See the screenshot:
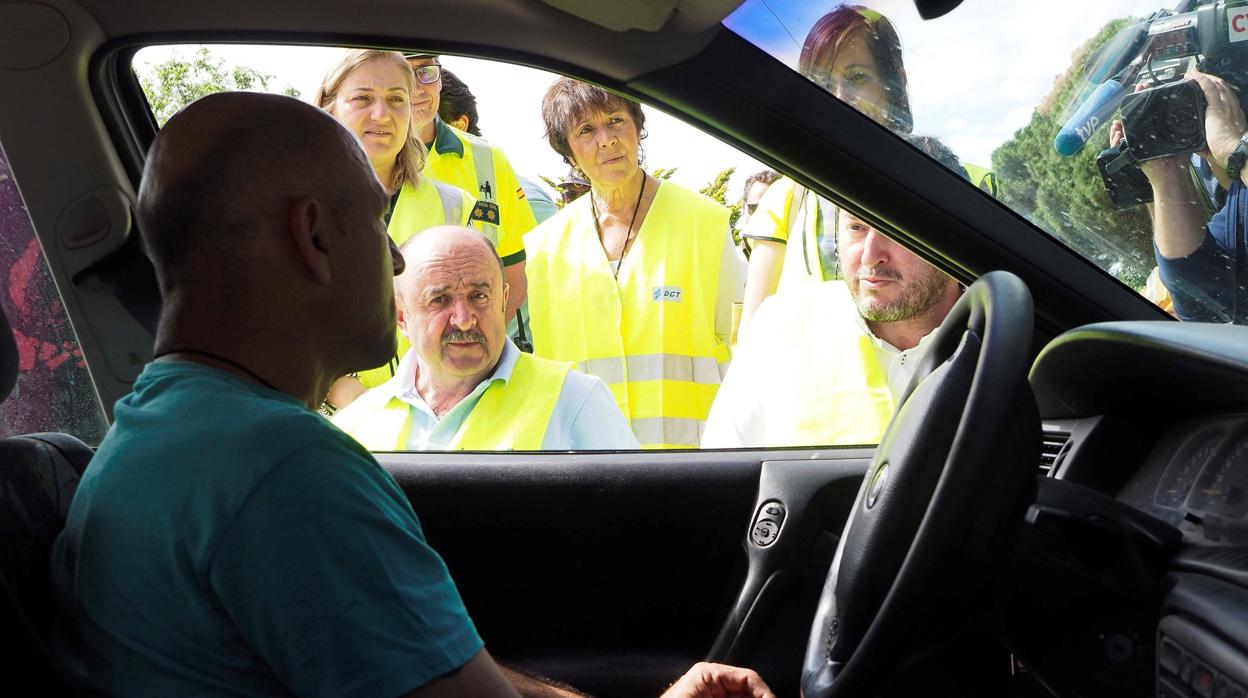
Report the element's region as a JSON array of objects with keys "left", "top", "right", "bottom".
[
  {"left": 333, "top": 352, "right": 572, "bottom": 451},
  {"left": 424, "top": 117, "right": 534, "bottom": 265},
  {"left": 755, "top": 280, "right": 895, "bottom": 446},
  {"left": 388, "top": 177, "right": 475, "bottom": 246},
  {"left": 524, "top": 180, "right": 730, "bottom": 449},
  {"left": 742, "top": 177, "right": 834, "bottom": 288},
  {"left": 357, "top": 178, "right": 476, "bottom": 390},
  {"left": 962, "top": 163, "right": 1001, "bottom": 197}
]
